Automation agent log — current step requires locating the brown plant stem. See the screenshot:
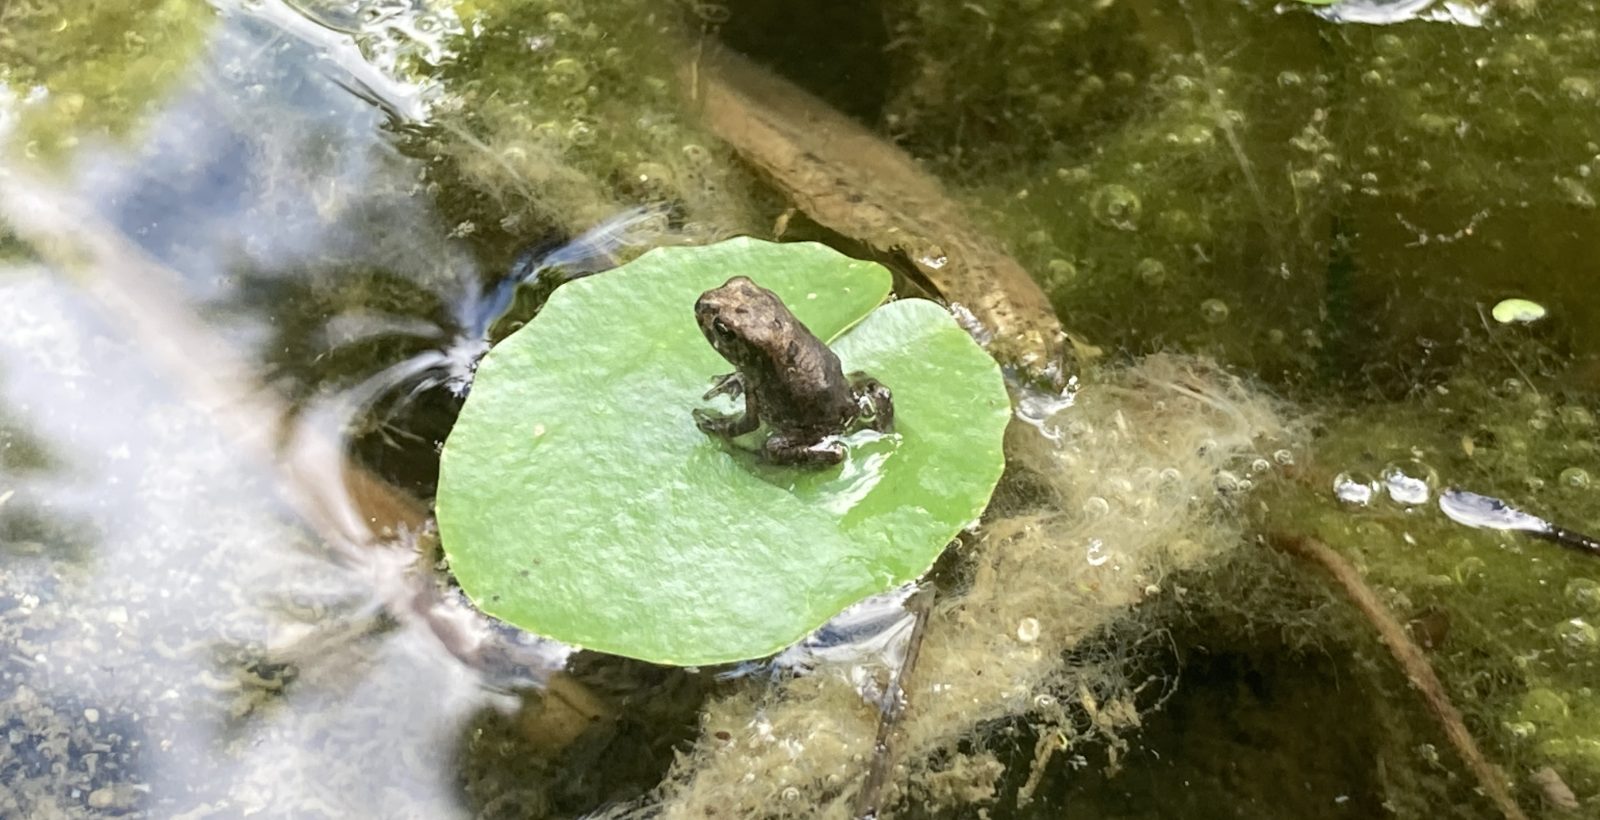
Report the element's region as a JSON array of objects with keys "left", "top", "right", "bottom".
[
  {"left": 1267, "top": 533, "right": 1528, "bottom": 820},
  {"left": 854, "top": 585, "right": 935, "bottom": 820},
  {"left": 683, "top": 46, "right": 1067, "bottom": 384}
]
